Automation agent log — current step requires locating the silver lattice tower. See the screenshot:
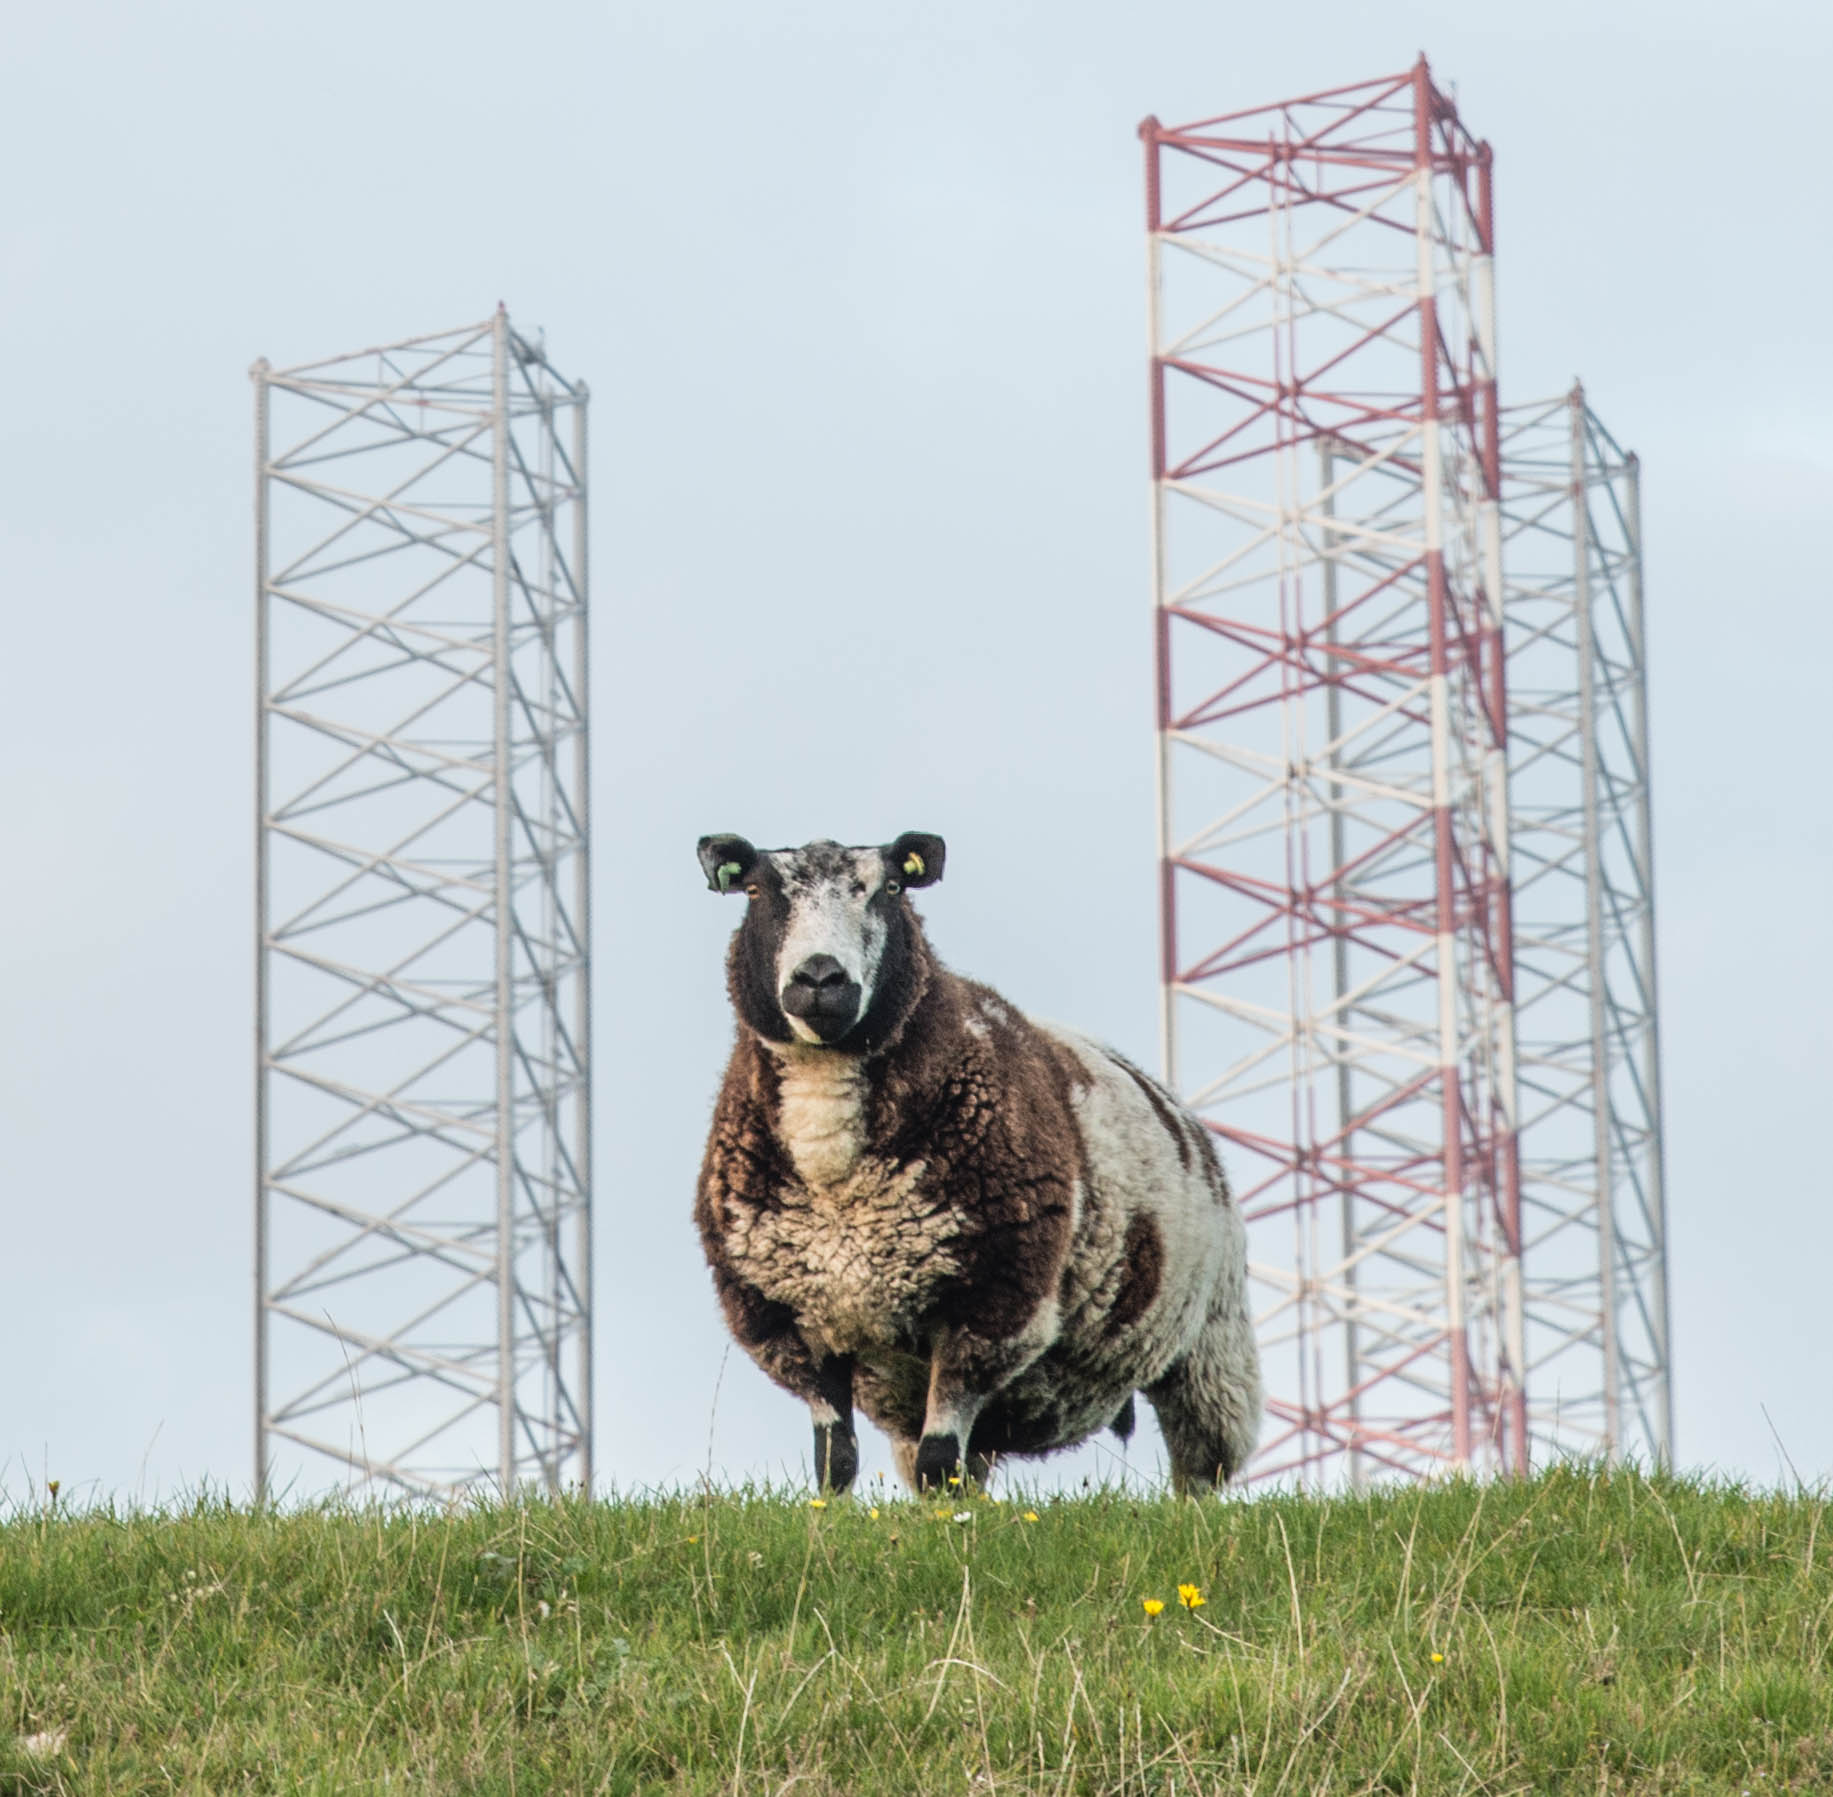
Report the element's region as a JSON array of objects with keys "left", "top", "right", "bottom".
[
  {"left": 1502, "top": 388, "right": 1672, "bottom": 1465},
  {"left": 254, "top": 312, "right": 592, "bottom": 1501}
]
